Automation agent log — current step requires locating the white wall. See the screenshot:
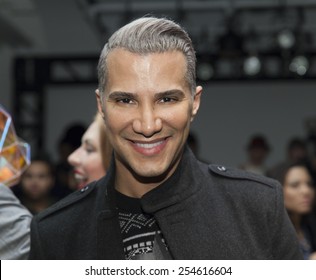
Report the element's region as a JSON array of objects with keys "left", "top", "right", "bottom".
[
  {"left": 34, "top": 0, "right": 99, "bottom": 54},
  {"left": 191, "top": 81, "right": 316, "bottom": 167}
]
